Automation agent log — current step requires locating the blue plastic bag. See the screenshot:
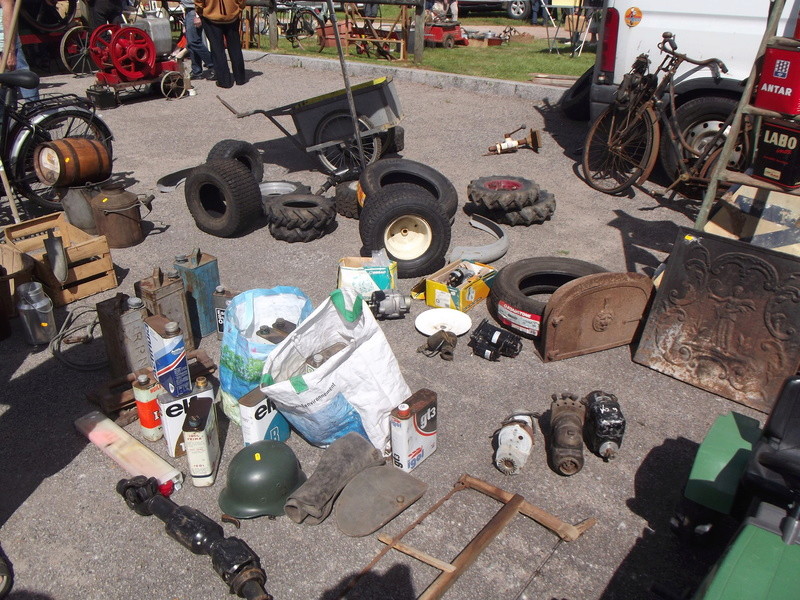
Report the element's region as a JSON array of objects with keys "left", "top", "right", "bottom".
[{"left": 219, "top": 287, "right": 313, "bottom": 433}]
